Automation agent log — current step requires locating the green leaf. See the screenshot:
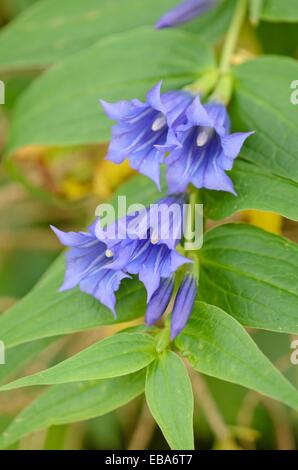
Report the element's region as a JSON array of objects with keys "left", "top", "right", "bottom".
[
  {"left": 0, "top": 370, "right": 145, "bottom": 449},
  {"left": 145, "top": 351, "right": 194, "bottom": 450},
  {"left": 0, "top": 333, "right": 156, "bottom": 391},
  {"left": 231, "top": 57, "right": 298, "bottom": 186},
  {"left": 219, "top": 56, "right": 298, "bottom": 220},
  {"left": 0, "top": 0, "right": 181, "bottom": 72},
  {"left": 175, "top": 302, "right": 298, "bottom": 410},
  {"left": 0, "top": 256, "right": 146, "bottom": 349},
  {"left": 203, "top": 158, "right": 298, "bottom": 221},
  {"left": 2, "top": 0, "right": 40, "bottom": 19},
  {"left": 261, "top": 0, "right": 298, "bottom": 23},
  {"left": 199, "top": 223, "right": 298, "bottom": 334},
  {"left": 256, "top": 22, "right": 298, "bottom": 57},
  {"left": 0, "top": 337, "right": 58, "bottom": 385},
  {"left": 5, "top": 27, "right": 214, "bottom": 155},
  {"left": 183, "top": 0, "right": 237, "bottom": 42},
  {"left": 109, "top": 172, "right": 167, "bottom": 209}
]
